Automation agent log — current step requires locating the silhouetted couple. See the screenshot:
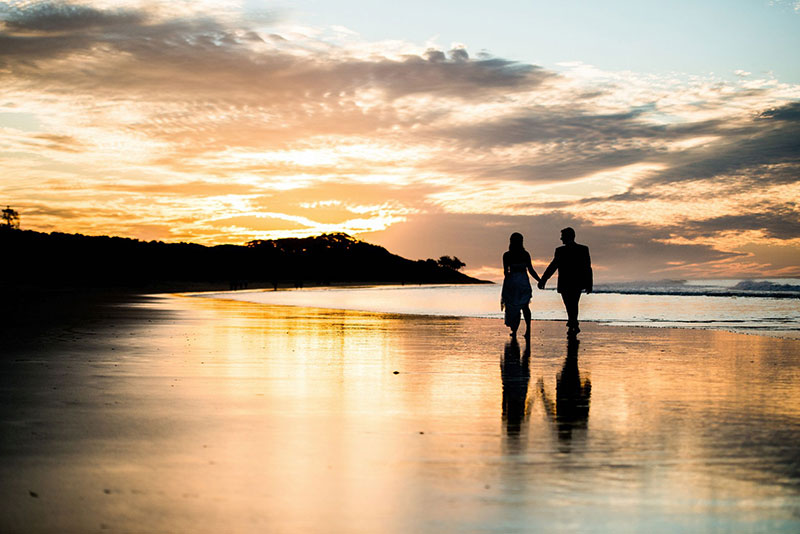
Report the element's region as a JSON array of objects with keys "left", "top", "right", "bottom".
[{"left": 502, "top": 227, "right": 592, "bottom": 337}]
